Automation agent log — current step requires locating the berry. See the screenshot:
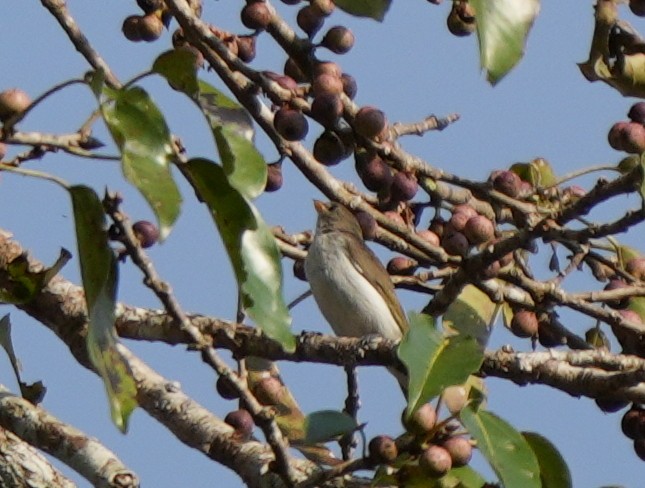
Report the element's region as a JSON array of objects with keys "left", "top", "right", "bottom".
[
  {"left": 132, "top": 220, "right": 159, "bottom": 248},
  {"left": 621, "top": 406, "right": 645, "bottom": 440},
  {"left": 447, "top": 1, "right": 476, "bottom": 37},
  {"left": 510, "top": 310, "right": 538, "bottom": 338},
  {"left": 321, "top": 26, "right": 355, "bottom": 54},
  {"left": 355, "top": 211, "right": 377, "bottom": 240},
  {"left": 310, "top": 93, "right": 343, "bottom": 127},
  {"left": 356, "top": 154, "right": 393, "bottom": 192},
  {"left": 387, "top": 256, "right": 418, "bottom": 275},
  {"left": 368, "top": 435, "right": 398, "bottom": 465},
  {"left": 293, "top": 259, "right": 307, "bottom": 281},
  {"left": 404, "top": 403, "right": 437, "bottom": 435},
  {"left": 416, "top": 229, "right": 440, "bottom": 247},
  {"left": 341, "top": 73, "right": 358, "bottom": 99},
  {"left": 419, "top": 445, "right": 452, "bottom": 477},
  {"left": 236, "top": 35, "right": 257, "bottom": 62},
  {"left": 122, "top": 15, "right": 143, "bottom": 42},
  {"left": 313, "top": 131, "right": 347, "bottom": 166},
  {"left": 224, "top": 409, "right": 254, "bottom": 441},
  {"left": 492, "top": 170, "right": 522, "bottom": 197},
  {"left": 464, "top": 215, "right": 495, "bottom": 245},
  {"left": 313, "top": 61, "right": 342, "bottom": 79},
  {"left": 608, "top": 121, "right": 630, "bottom": 151},
  {"left": 442, "top": 231, "right": 469, "bottom": 257},
  {"left": 538, "top": 321, "right": 563, "bottom": 347},
  {"left": 622, "top": 122, "right": 645, "bottom": 154},
  {"left": 628, "top": 102, "right": 645, "bottom": 125},
  {"left": 442, "top": 385, "right": 467, "bottom": 414},
  {"left": 310, "top": 0, "right": 335, "bottom": 16},
  {"left": 390, "top": 172, "right": 419, "bottom": 202},
  {"left": 626, "top": 257, "right": 645, "bottom": 281},
  {"left": 0, "top": 88, "right": 31, "bottom": 123},
  {"left": 273, "top": 107, "right": 309, "bottom": 141},
  {"left": 241, "top": 2, "right": 272, "bottom": 30},
  {"left": 263, "top": 71, "right": 298, "bottom": 92},
  {"left": 139, "top": 13, "right": 164, "bottom": 42},
  {"left": 265, "top": 162, "right": 283, "bottom": 192},
  {"left": 635, "top": 438, "right": 645, "bottom": 461},
  {"left": 630, "top": 0, "right": 645, "bottom": 16},
  {"left": 354, "top": 106, "right": 387, "bottom": 139},
  {"left": 442, "top": 436, "right": 472, "bottom": 467},
  {"left": 297, "top": 5, "right": 324, "bottom": 37},
  {"left": 216, "top": 376, "right": 239, "bottom": 400},
  {"left": 452, "top": 204, "right": 477, "bottom": 219},
  {"left": 604, "top": 279, "right": 630, "bottom": 309},
  {"left": 448, "top": 211, "right": 470, "bottom": 232},
  {"left": 595, "top": 398, "right": 629, "bottom": 413},
  {"left": 311, "top": 73, "right": 344, "bottom": 97}
]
